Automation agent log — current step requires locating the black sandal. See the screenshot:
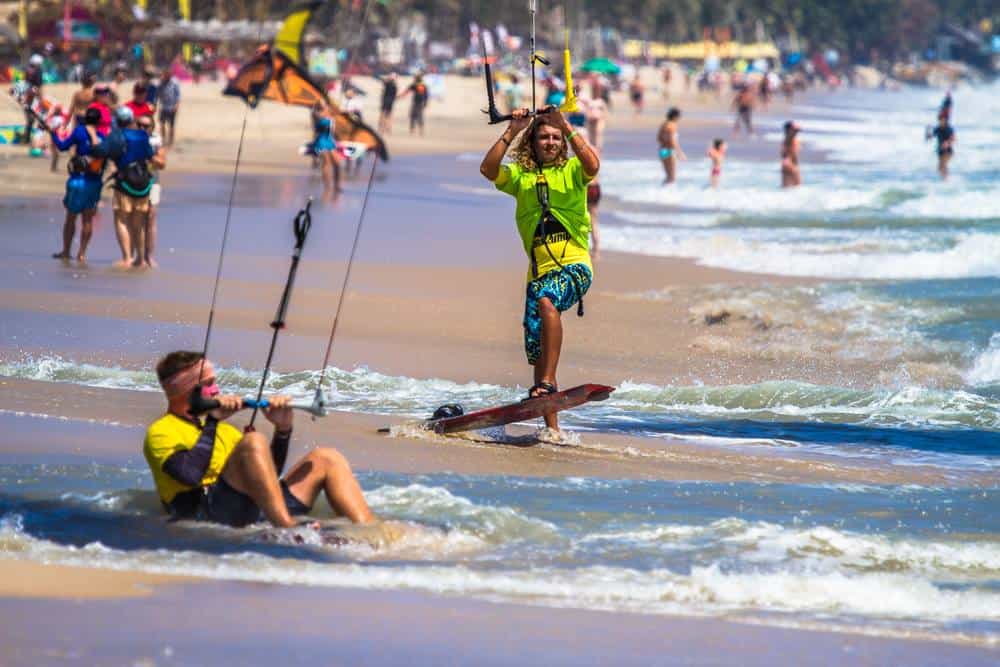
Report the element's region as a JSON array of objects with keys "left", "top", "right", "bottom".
[{"left": 525, "top": 382, "right": 558, "bottom": 401}]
